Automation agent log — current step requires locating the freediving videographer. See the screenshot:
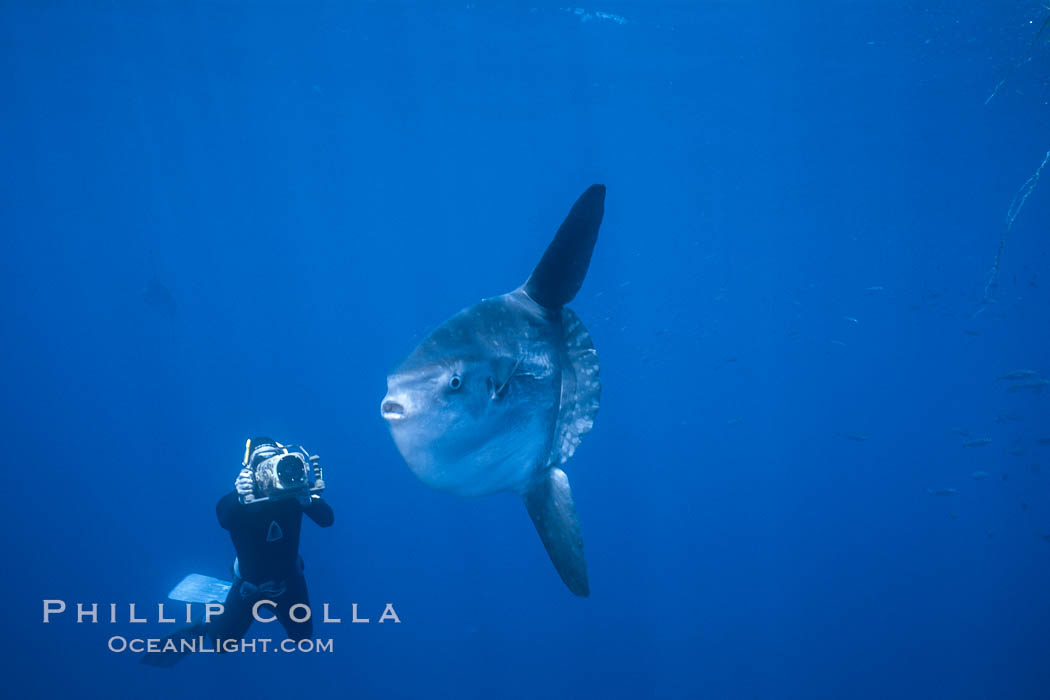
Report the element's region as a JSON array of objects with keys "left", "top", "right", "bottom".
[{"left": 142, "top": 436, "right": 334, "bottom": 667}]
